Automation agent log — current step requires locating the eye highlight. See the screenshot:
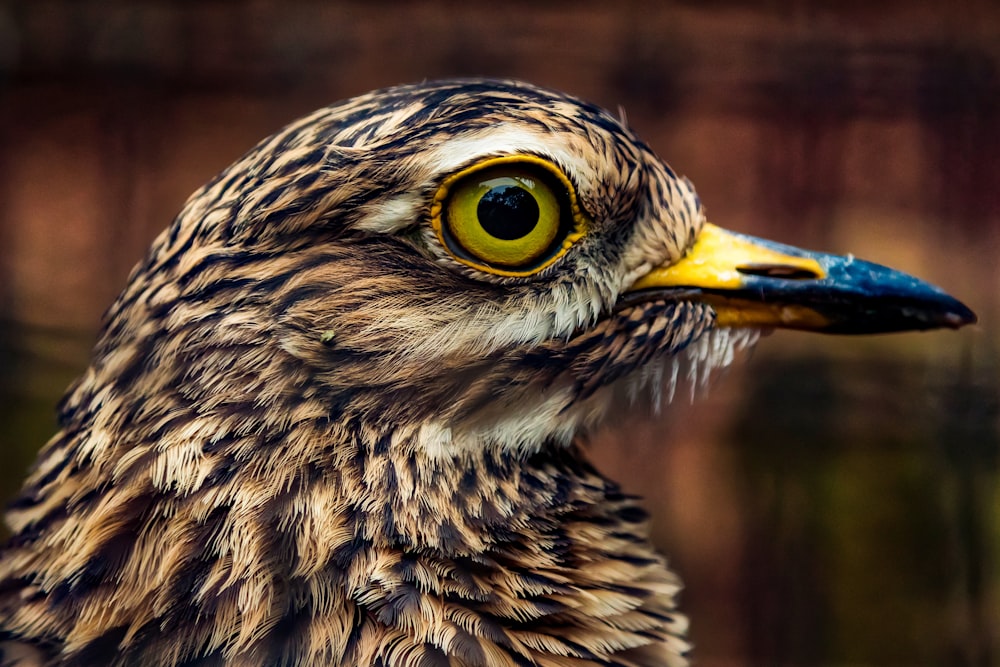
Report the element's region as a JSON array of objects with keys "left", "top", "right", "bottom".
[{"left": 431, "top": 156, "right": 587, "bottom": 276}]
